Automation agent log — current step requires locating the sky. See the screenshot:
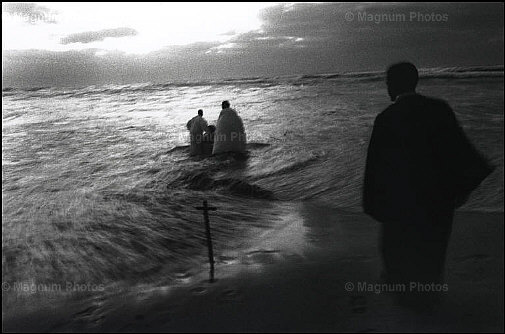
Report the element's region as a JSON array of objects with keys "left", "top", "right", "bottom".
[{"left": 2, "top": 2, "right": 504, "bottom": 88}]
